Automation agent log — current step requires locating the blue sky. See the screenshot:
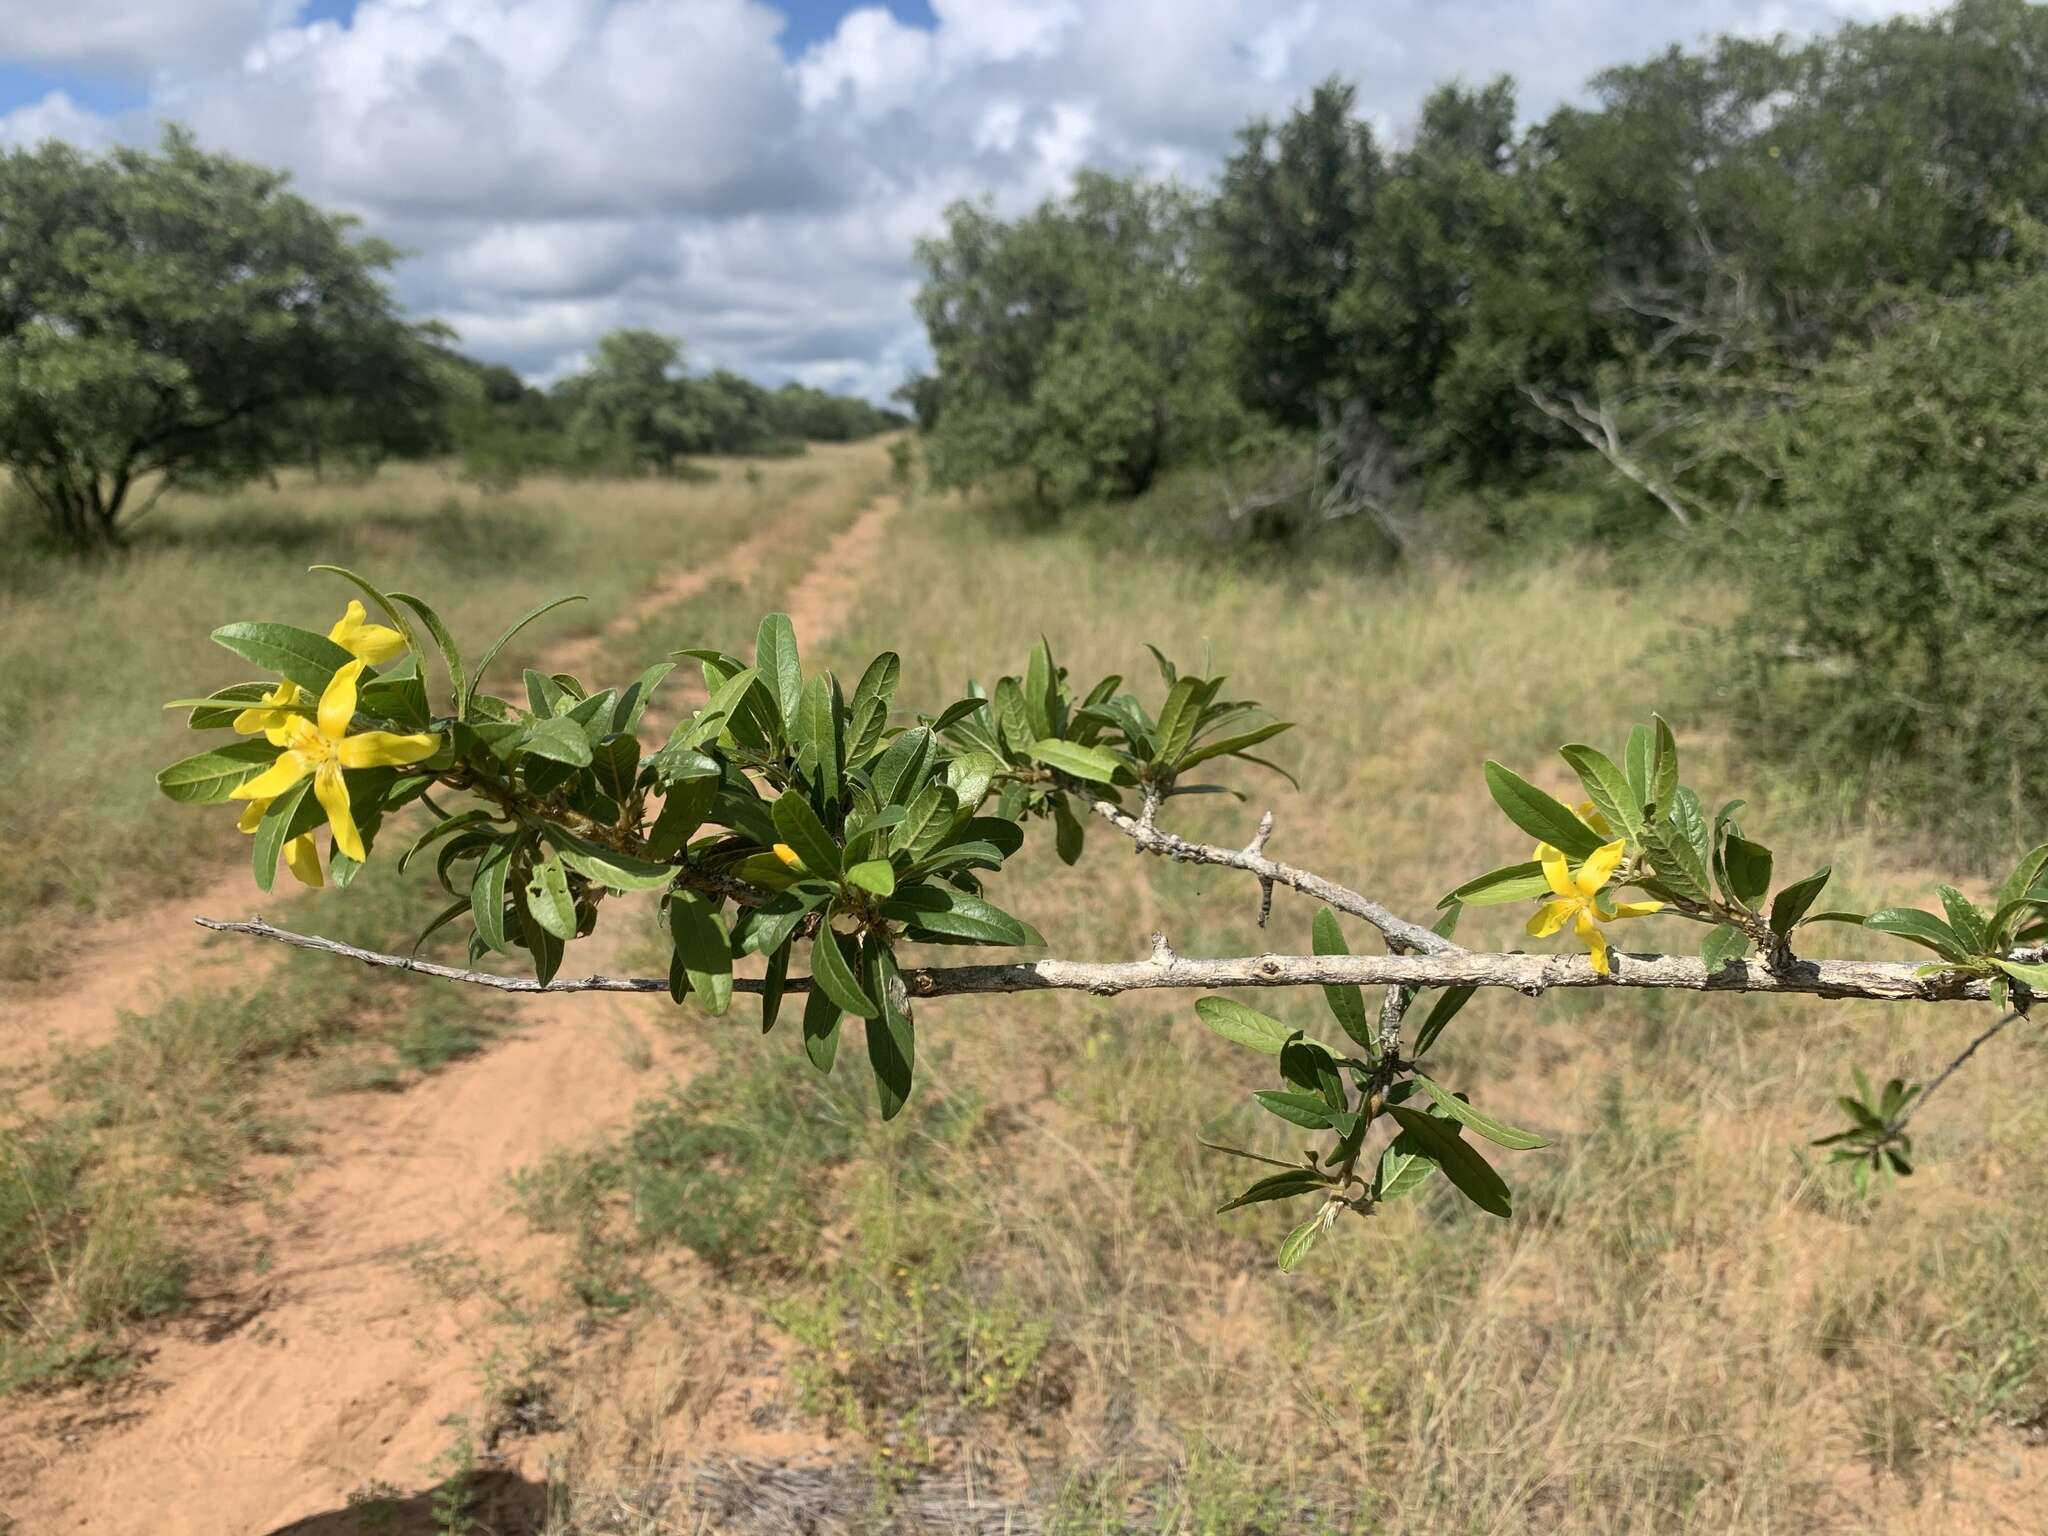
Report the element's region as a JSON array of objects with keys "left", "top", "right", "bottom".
[{"left": 0, "top": 0, "right": 937, "bottom": 112}]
